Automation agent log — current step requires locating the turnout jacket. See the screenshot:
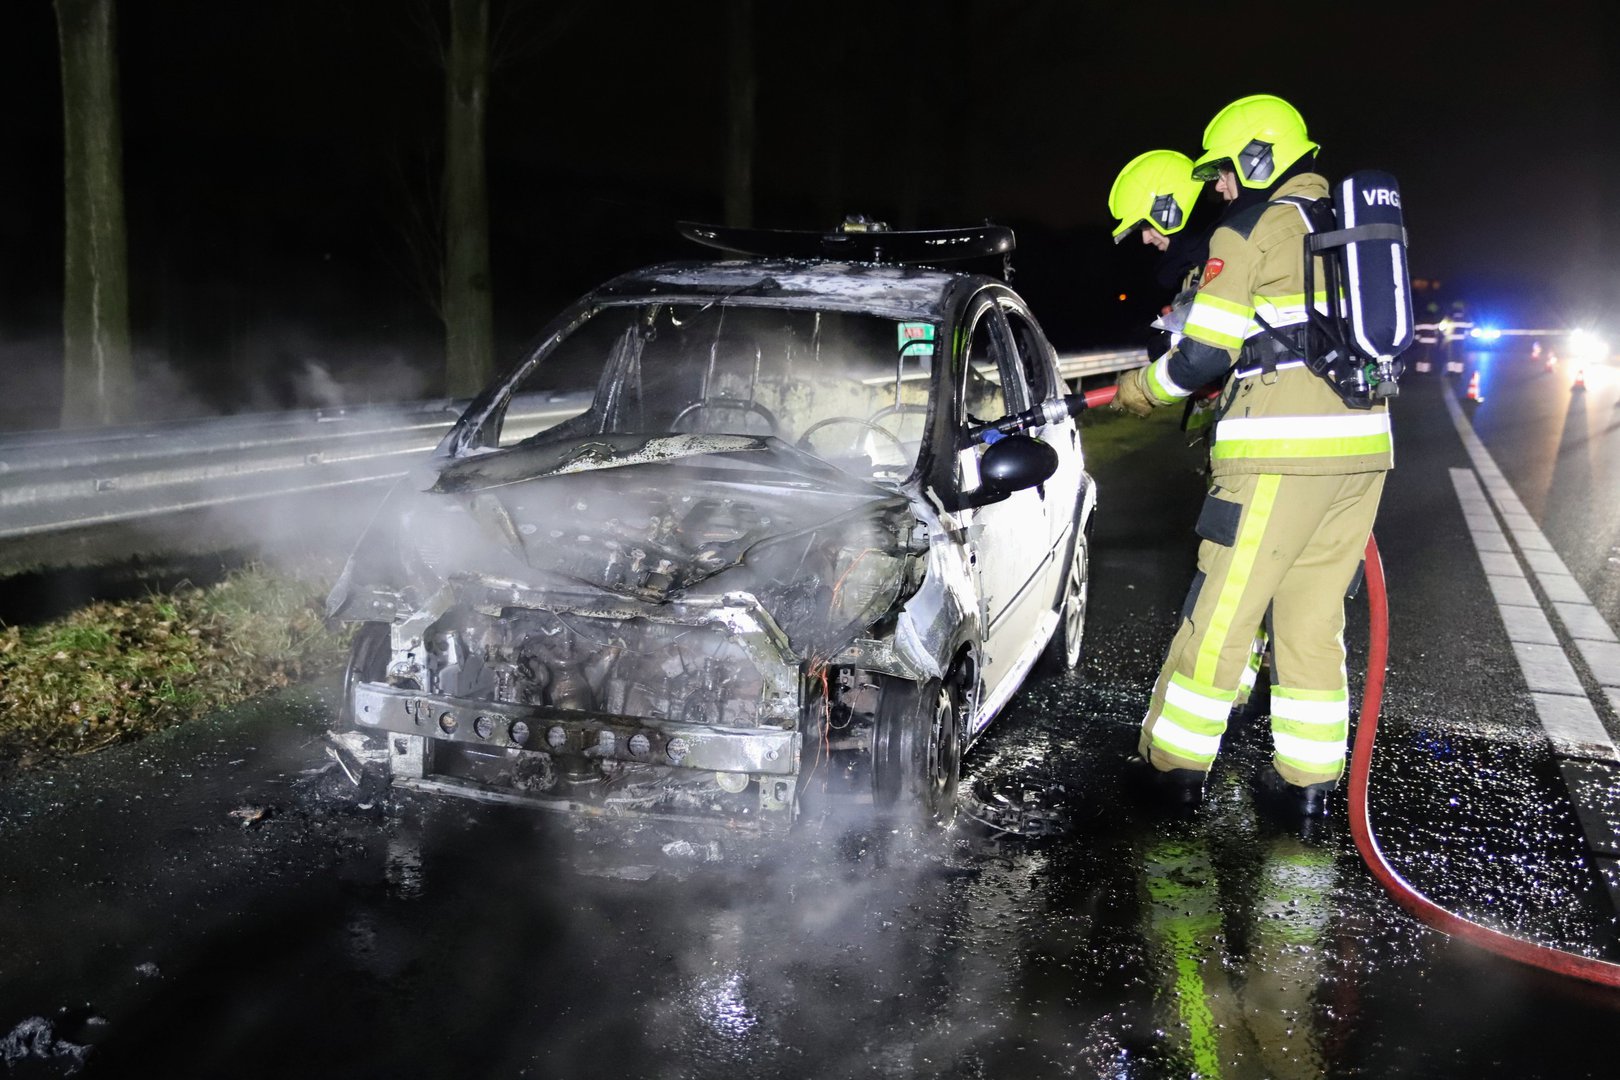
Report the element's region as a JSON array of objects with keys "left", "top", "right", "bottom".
[{"left": 1139, "top": 173, "right": 1394, "bottom": 479}]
